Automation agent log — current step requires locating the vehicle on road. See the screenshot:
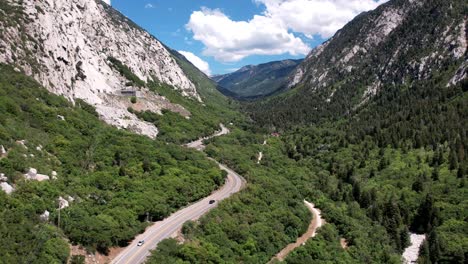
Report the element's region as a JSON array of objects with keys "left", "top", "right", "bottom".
[
  {"left": 209, "top": 200, "right": 216, "bottom": 204},
  {"left": 137, "top": 240, "right": 145, "bottom": 247}
]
